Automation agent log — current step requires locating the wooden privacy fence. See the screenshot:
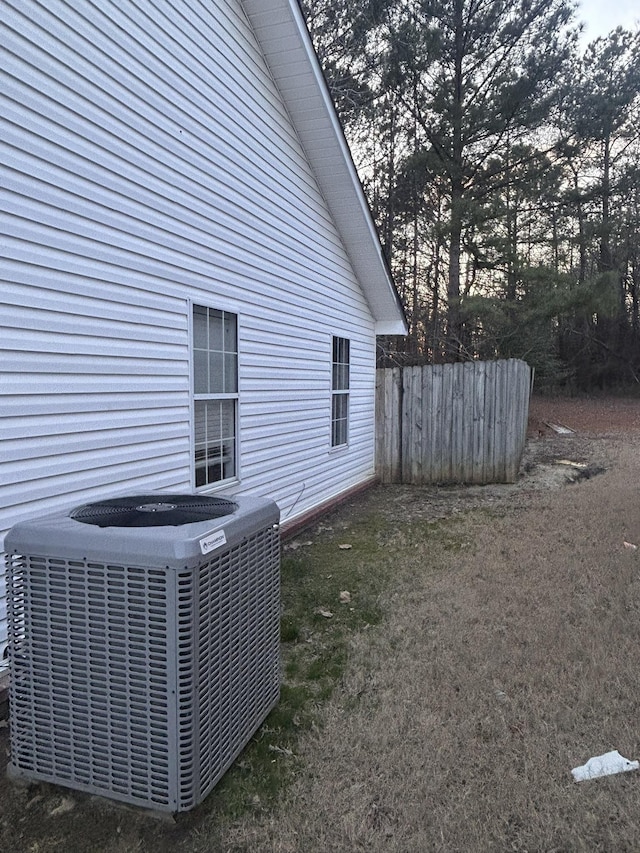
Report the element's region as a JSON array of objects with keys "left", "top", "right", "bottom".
[{"left": 375, "top": 359, "right": 533, "bottom": 485}]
